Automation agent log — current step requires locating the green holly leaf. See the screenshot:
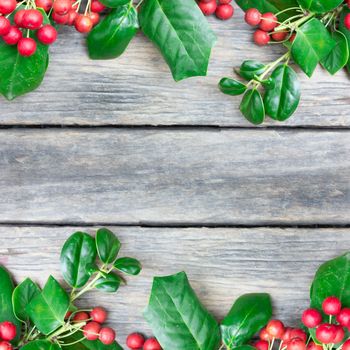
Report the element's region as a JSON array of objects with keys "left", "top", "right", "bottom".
[
  {"left": 139, "top": 0, "right": 216, "bottom": 81},
  {"left": 60, "top": 232, "right": 97, "bottom": 288},
  {"left": 96, "top": 228, "right": 121, "bottom": 264},
  {"left": 240, "top": 89, "right": 265, "bottom": 125},
  {"left": 219, "top": 78, "right": 247, "bottom": 96},
  {"left": 239, "top": 60, "right": 266, "bottom": 81},
  {"left": 264, "top": 64, "right": 300, "bottom": 121},
  {"left": 98, "top": 0, "right": 129, "bottom": 8},
  {"left": 87, "top": 5, "right": 138, "bottom": 60},
  {"left": 26, "top": 276, "right": 69, "bottom": 335},
  {"left": 144, "top": 272, "right": 221, "bottom": 350},
  {"left": 114, "top": 257, "right": 142, "bottom": 275},
  {"left": 95, "top": 272, "right": 122, "bottom": 293},
  {"left": 221, "top": 293, "right": 272, "bottom": 350},
  {"left": 64, "top": 332, "right": 123, "bottom": 350},
  {"left": 291, "top": 18, "right": 336, "bottom": 77},
  {"left": 297, "top": 0, "right": 343, "bottom": 13},
  {"left": 20, "top": 340, "right": 61, "bottom": 350}
]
